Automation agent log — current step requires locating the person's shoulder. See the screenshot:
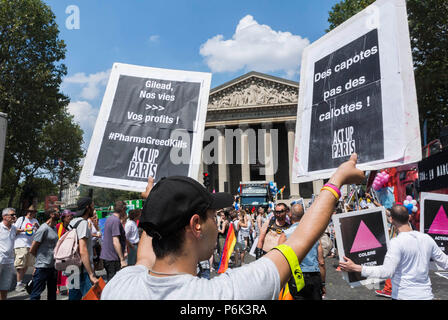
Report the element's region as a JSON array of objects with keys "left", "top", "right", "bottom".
[{"left": 101, "top": 265, "right": 149, "bottom": 300}]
